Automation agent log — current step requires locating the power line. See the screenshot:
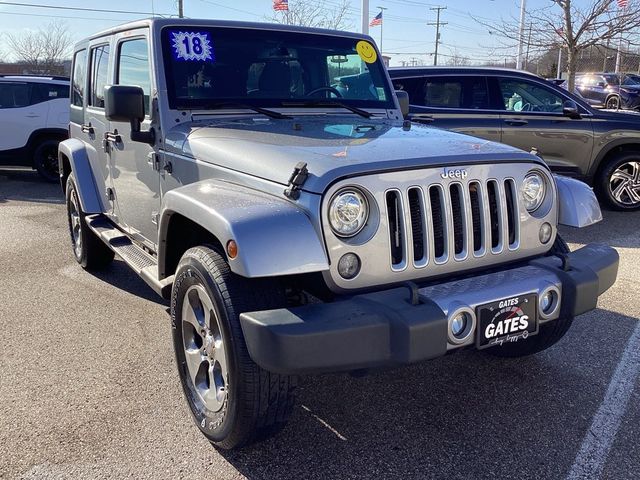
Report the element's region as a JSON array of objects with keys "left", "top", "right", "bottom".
[{"left": 0, "top": 1, "right": 174, "bottom": 16}]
